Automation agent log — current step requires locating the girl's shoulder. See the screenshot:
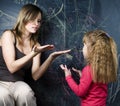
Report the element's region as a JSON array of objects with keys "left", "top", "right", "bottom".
[
  {"left": 83, "top": 65, "right": 92, "bottom": 70},
  {"left": 82, "top": 65, "right": 92, "bottom": 74}
]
